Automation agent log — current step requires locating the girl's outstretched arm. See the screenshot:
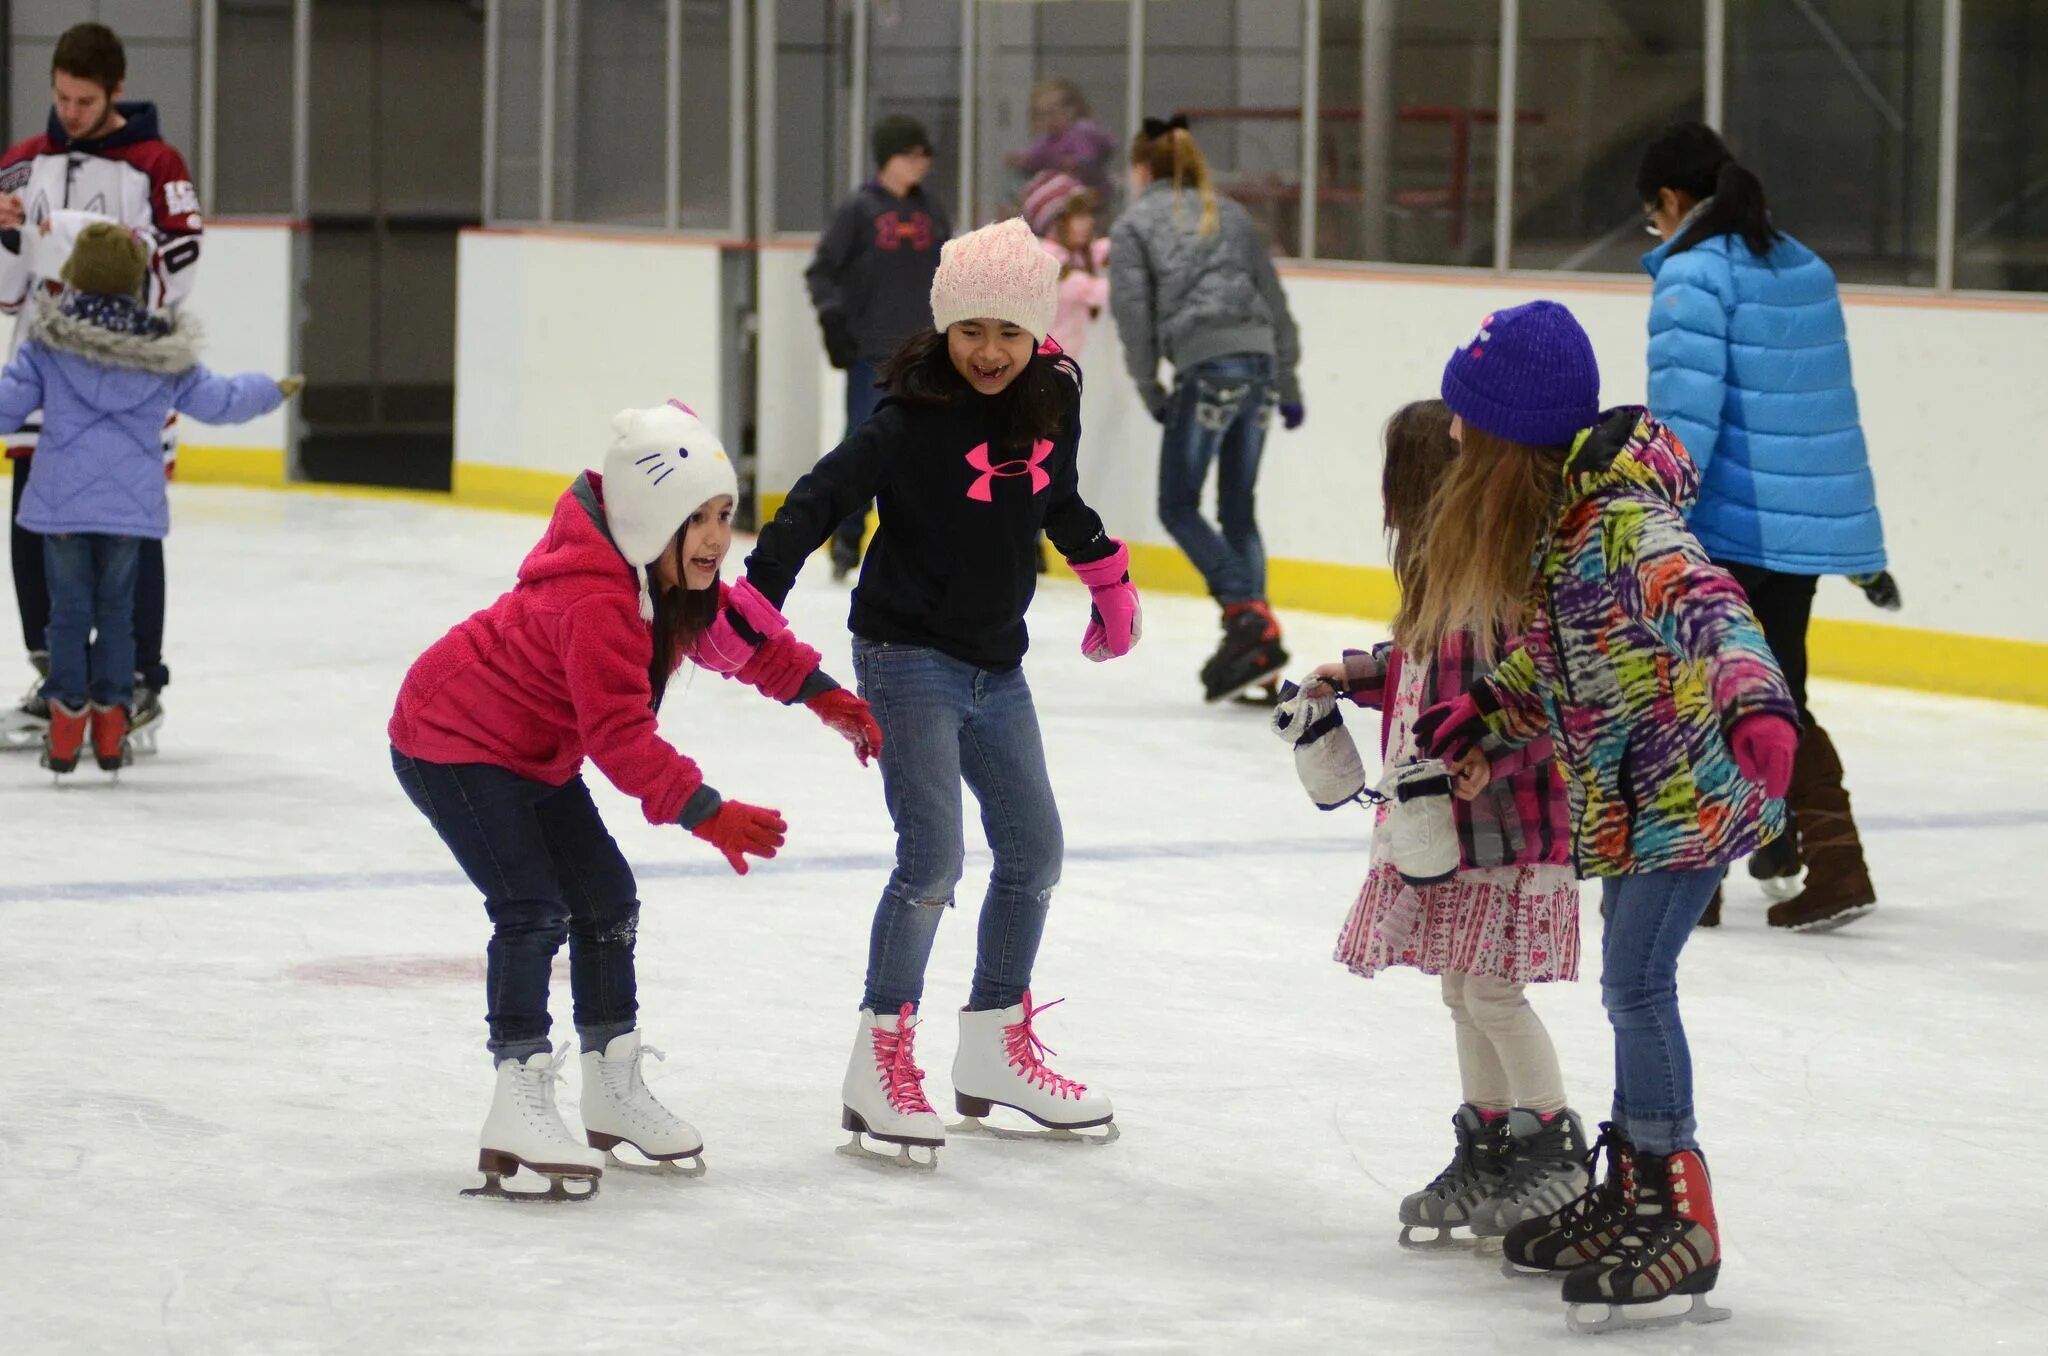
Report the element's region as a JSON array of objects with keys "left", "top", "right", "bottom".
[{"left": 744, "top": 408, "right": 895, "bottom": 607}]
